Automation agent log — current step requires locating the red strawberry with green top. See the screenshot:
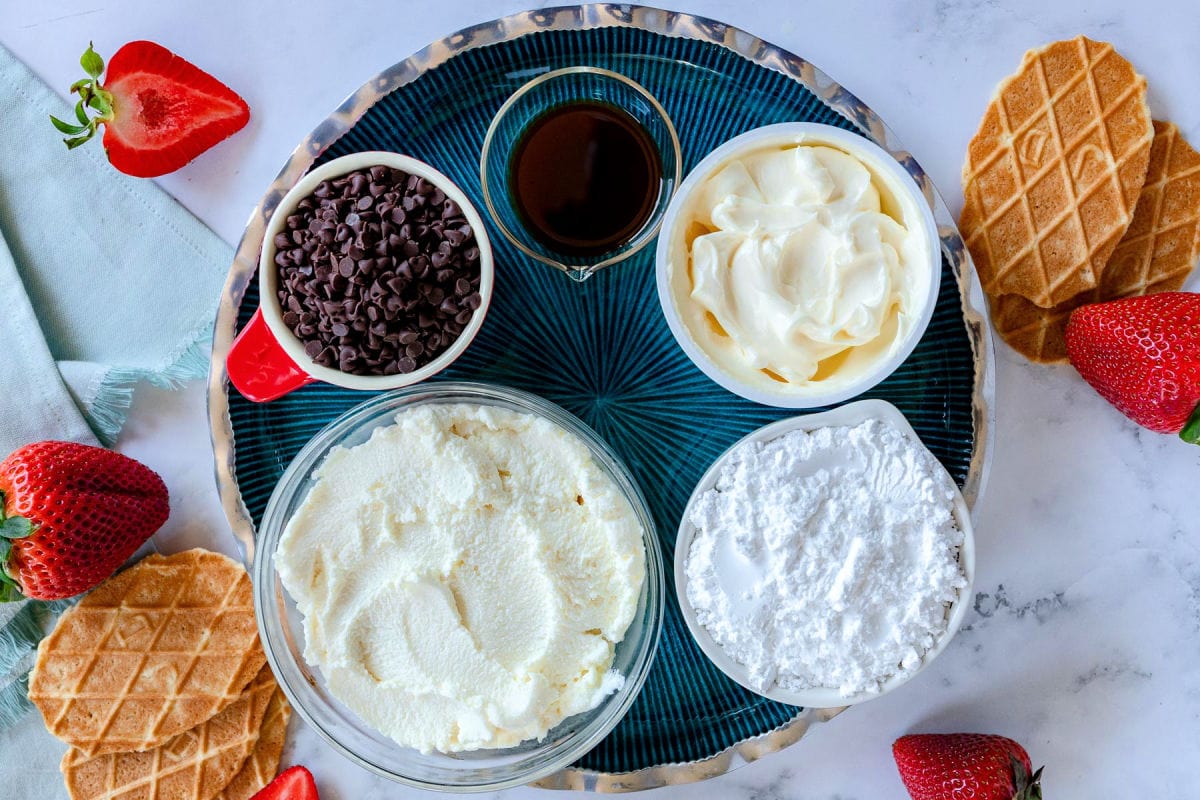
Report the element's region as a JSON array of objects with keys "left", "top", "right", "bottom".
[
  {"left": 50, "top": 41, "right": 249, "bottom": 177},
  {"left": 893, "top": 733, "right": 1043, "bottom": 800},
  {"left": 0, "top": 441, "right": 169, "bottom": 601},
  {"left": 1065, "top": 292, "right": 1200, "bottom": 443},
  {"left": 251, "top": 766, "right": 319, "bottom": 800}
]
